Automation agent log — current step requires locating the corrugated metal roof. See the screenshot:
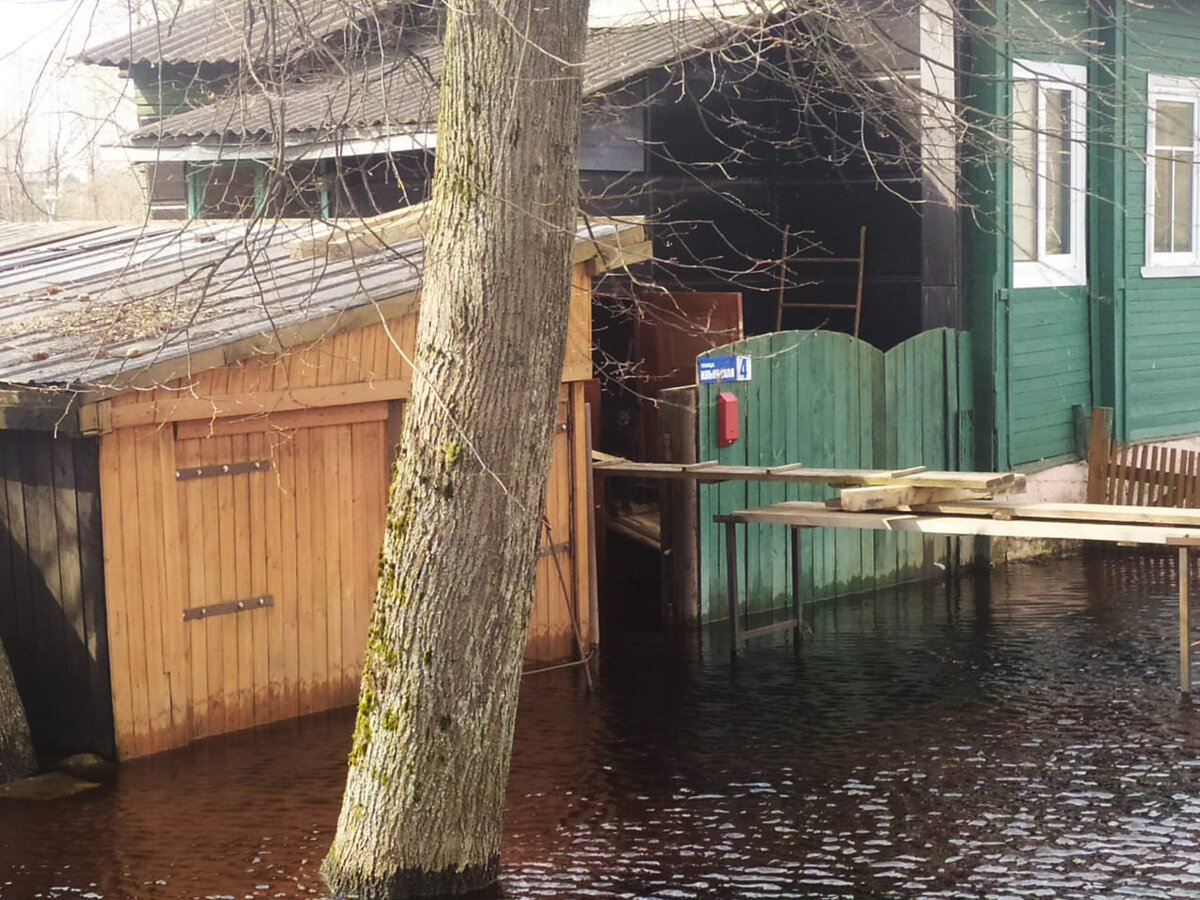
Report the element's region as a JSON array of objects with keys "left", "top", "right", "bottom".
[
  {"left": 0, "top": 218, "right": 633, "bottom": 392},
  {"left": 133, "top": 18, "right": 752, "bottom": 143},
  {"left": 0, "top": 220, "right": 425, "bottom": 389},
  {"left": 79, "top": 0, "right": 404, "bottom": 67}
]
